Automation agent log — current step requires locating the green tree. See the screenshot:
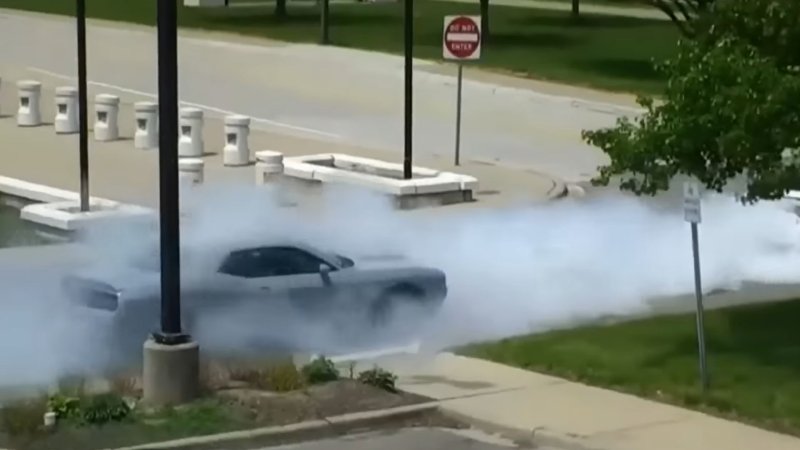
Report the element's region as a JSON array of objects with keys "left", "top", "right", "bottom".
[{"left": 583, "top": 0, "right": 800, "bottom": 202}]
